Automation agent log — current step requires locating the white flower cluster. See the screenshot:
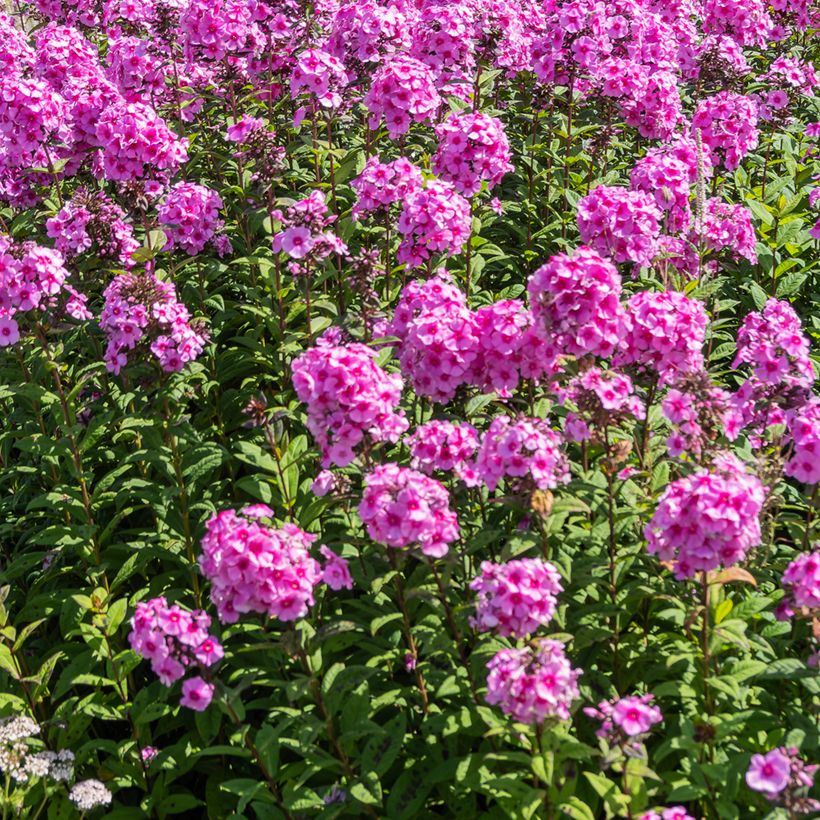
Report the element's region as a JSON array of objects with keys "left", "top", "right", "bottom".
[
  {"left": 69, "top": 778, "right": 112, "bottom": 811},
  {"left": 0, "top": 716, "right": 74, "bottom": 784}
]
